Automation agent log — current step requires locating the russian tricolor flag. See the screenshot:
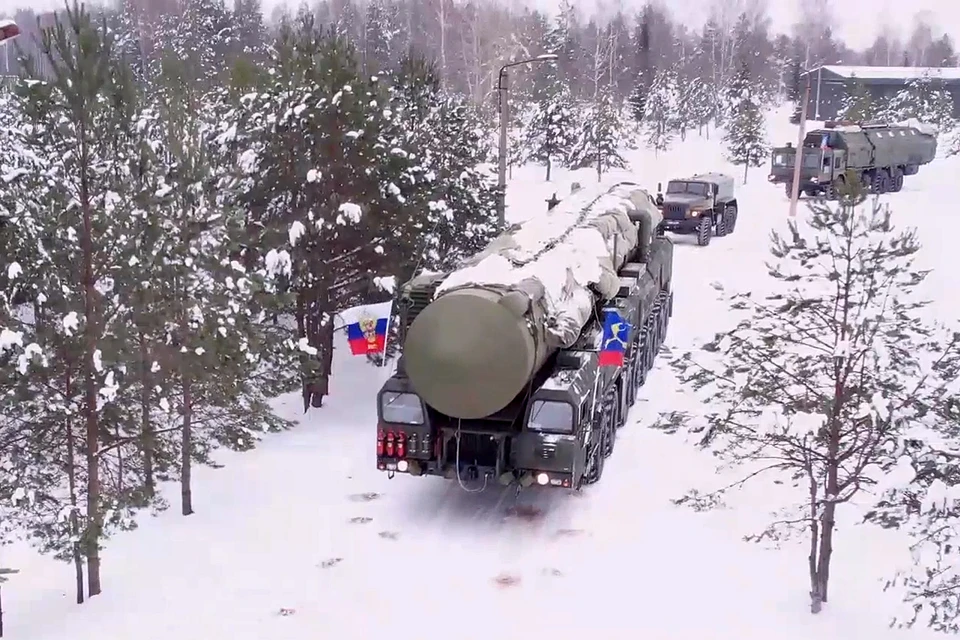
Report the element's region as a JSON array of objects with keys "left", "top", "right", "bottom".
[{"left": 346, "top": 317, "right": 388, "bottom": 356}]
